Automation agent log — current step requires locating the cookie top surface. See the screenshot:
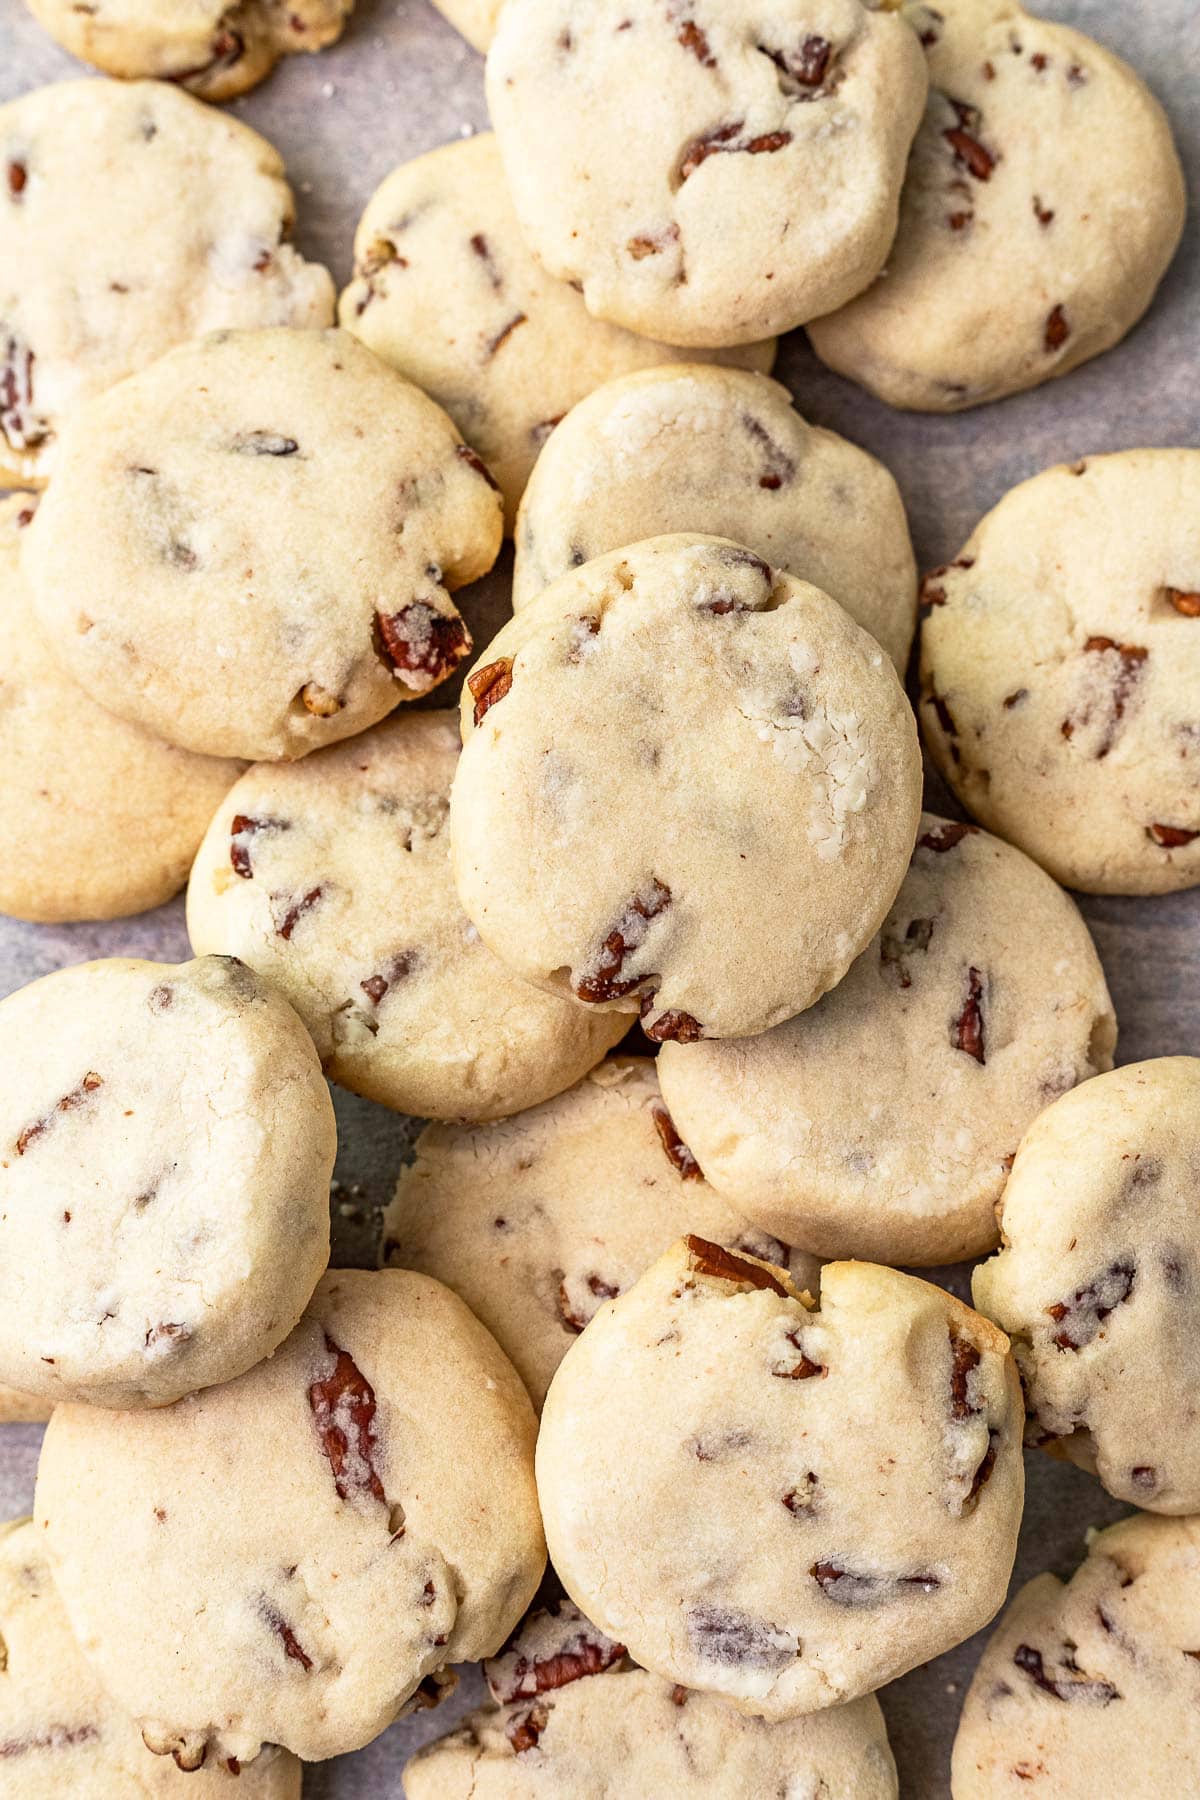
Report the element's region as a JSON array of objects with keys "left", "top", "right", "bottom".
[
  {"left": 429, "top": 0, "right": 505, "bottom": 53},
  {"left": 0, "top": 495, "right": 242, "bottom": 925},
  {"left": 0, "top": 955, "right": 334, "bottom": 1408},
  {"left": 0, "top": 78, "right": 335, "bottom": 486},
  {"left": 381, "top": 1058, "right": 820, "bottom": 1409},
  {"left": 658, "top": 813, "right": 1116, "bottom": 1267},
  {"left": 35, "top": 1268, "right": 545, "bottom": 1765},
  {"left": 338, "top": 134, "right": 774, "bottom": 528},
  {"left": 187, "top": 711, "right": 625, "bottom": 1121},
  {"left": 0, "top": 1516, "right": 302, "bottom": 1797},
  {"left": 450, "top": 536, "right": 923, "bottom": 1041},
  {"left": 23, "top": 326, "right": 503, "bottom": 762},
  {"left": 808, "top": 0, "right": 1185, "bottom": 409},
  {"left": 536, "top": 1239, "right": 1023, "bottom": 1716},
  {"left": 486, "top": 0, "right": 928, "bottom": 345},
  {"left": 24, "top": 2, "right": 353, "bottom": 99},
  {"left": 973, "top": 1057, "right": 1200, "bottom": 1513},
  {"left": 951, "top": 1512, "right": 1200, "bottom": 1798},
  {"left": 405, "top": 1597, "right": 898, "bottom": 1797},
  {"left": 920, "top": 450, "right": 1200, "bottom": 893},
  {"left": 512, "top": 363, "right": 916, "bottom": 669}
]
